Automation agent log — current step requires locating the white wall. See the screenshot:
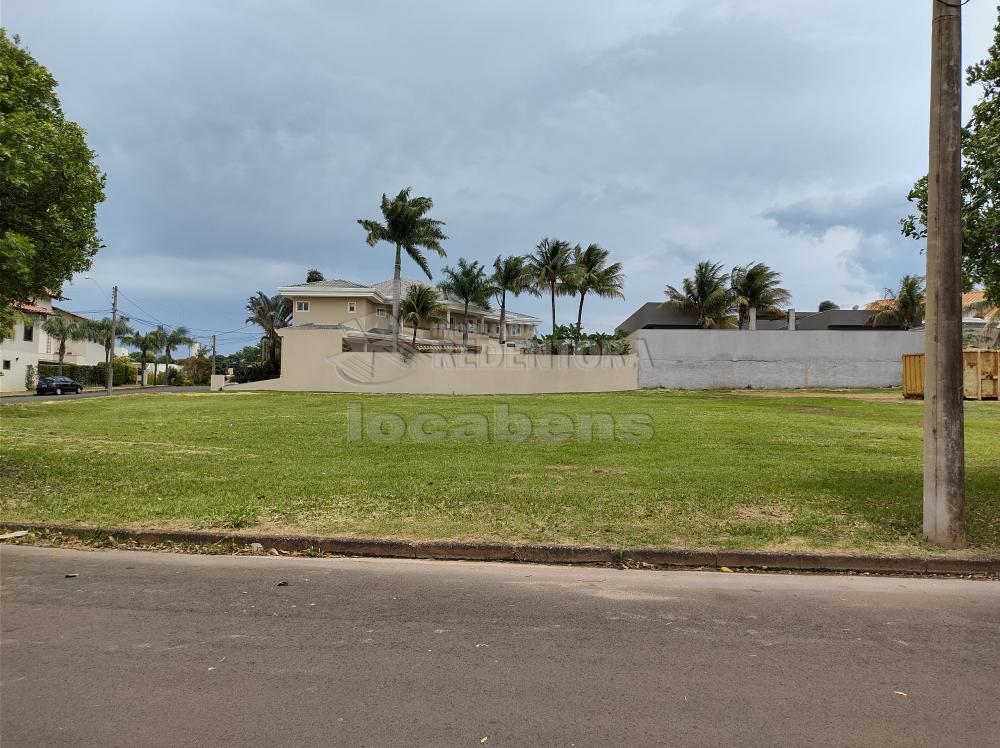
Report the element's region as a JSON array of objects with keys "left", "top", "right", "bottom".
[{"left": 633, "top": 330, "right": 925, "bottom": 390}]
